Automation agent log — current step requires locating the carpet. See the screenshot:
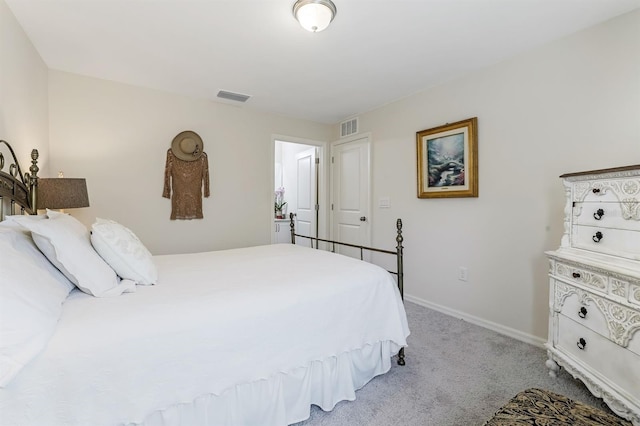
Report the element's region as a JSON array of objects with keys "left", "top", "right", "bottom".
[{"left": 294, "top": 301, "right": 626, "bottom": 425}]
